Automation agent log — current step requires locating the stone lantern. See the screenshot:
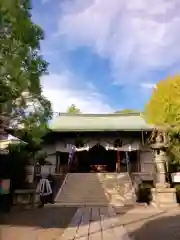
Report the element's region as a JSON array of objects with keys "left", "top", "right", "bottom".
[
  {"left": 150, "top": 130, "right": 177, "bottom": 208},
  {"left": 25, "top": 159, "right": 35, "bottom": 185}
]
